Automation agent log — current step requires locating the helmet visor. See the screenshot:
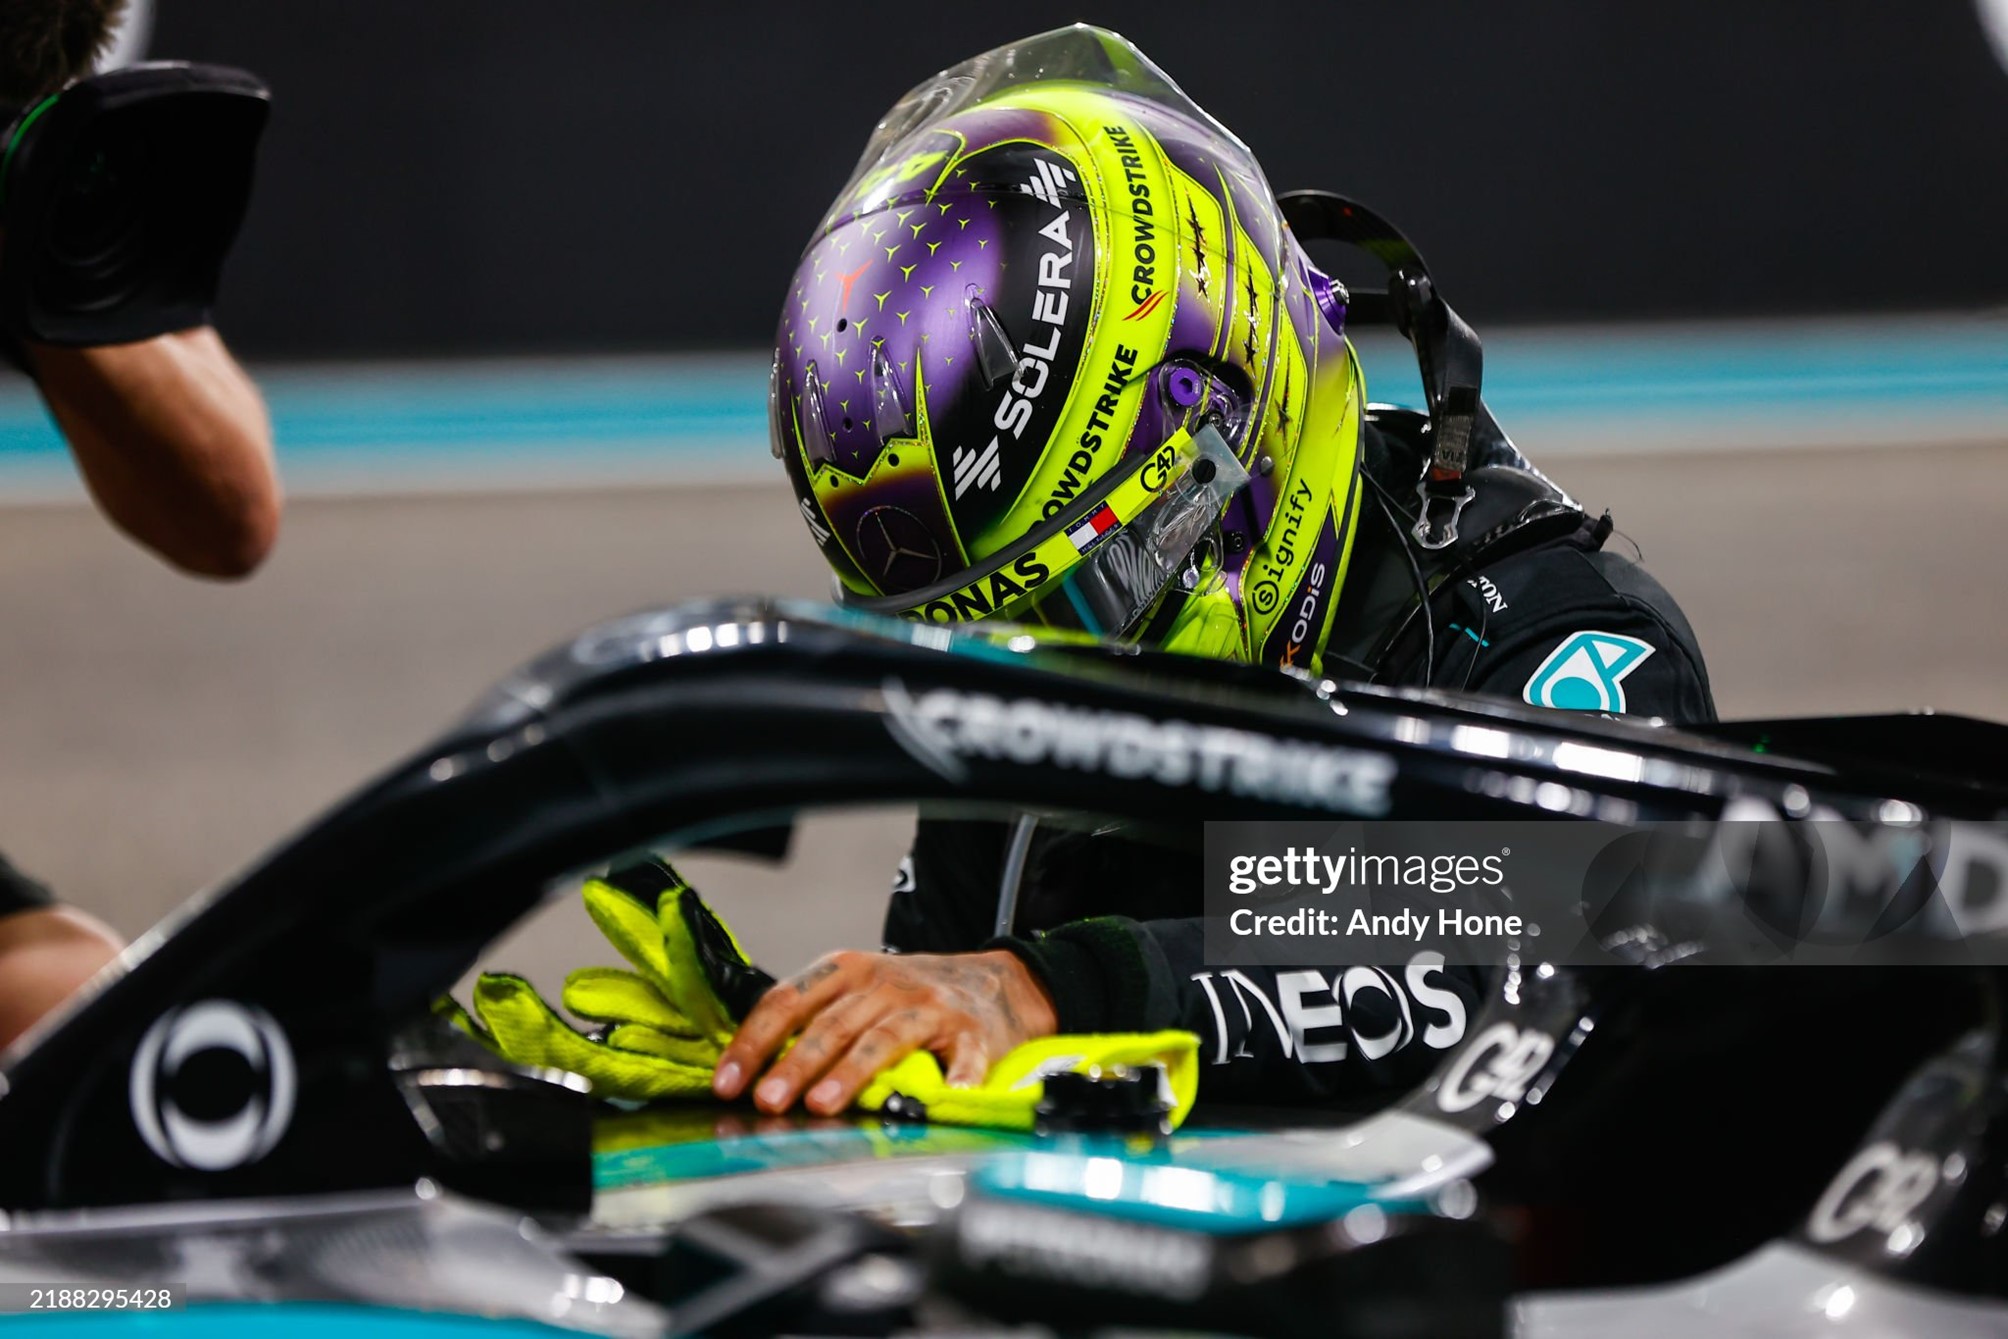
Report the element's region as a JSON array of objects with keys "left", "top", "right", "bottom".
[
  {"left": 1039, "top": 423, "right": 1247, "bottom": 638},
  {"left": 847, "top": 420, "right": 1248, "bottom": 639},
  {"left": 826, "top": 24, "right": 1272, "bottom": 248}
]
